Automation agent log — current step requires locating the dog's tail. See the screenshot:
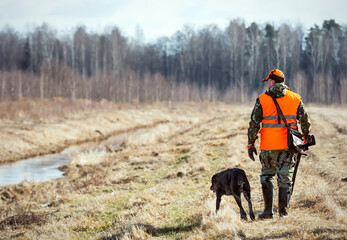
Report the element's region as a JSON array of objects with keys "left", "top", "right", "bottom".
[
  {"left": 237, "top": 170, "right": 250, "bottom": 192},
  {"left": 238, "top": 179, "right": 245, "bottom": 192}
]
